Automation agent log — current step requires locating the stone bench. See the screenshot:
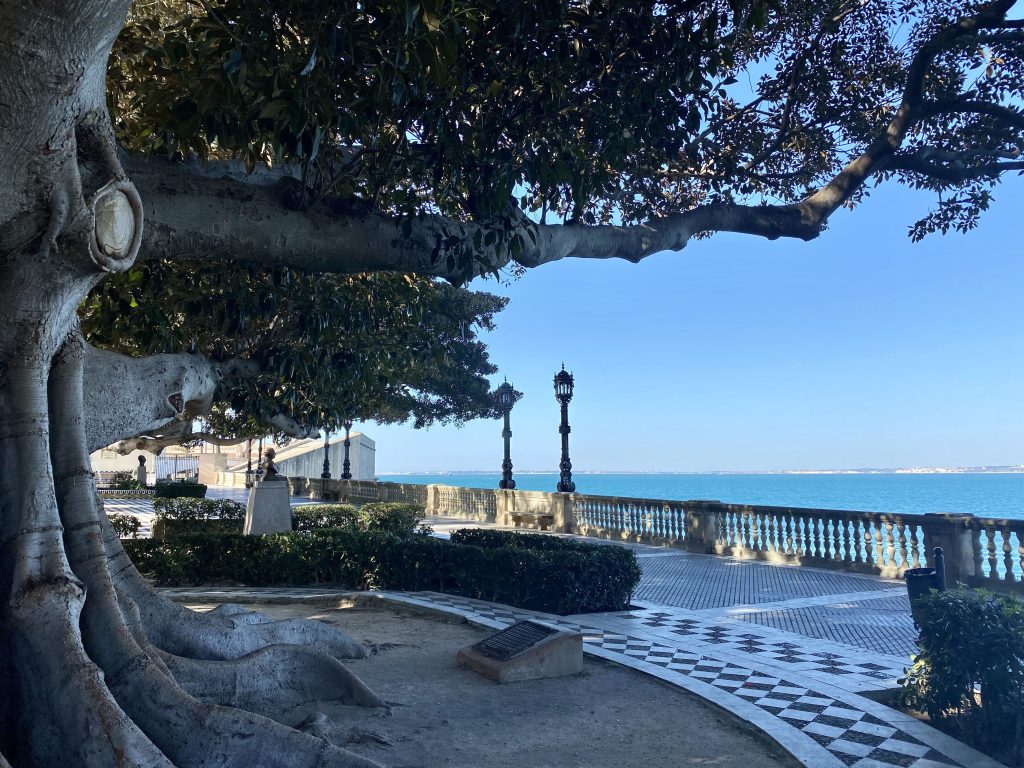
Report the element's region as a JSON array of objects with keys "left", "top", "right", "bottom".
[{"left": 511, "top": 512, "right": 554, "bottom": 531}]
